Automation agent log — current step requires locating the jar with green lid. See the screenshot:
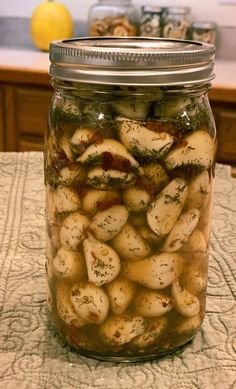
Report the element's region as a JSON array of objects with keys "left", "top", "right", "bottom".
[
  {"left": 88, "top": 0, "right": 138, "bottom": 37},
  {"left": 163, "top": 7, "right": 191, "bottom": 39},
  {"left": 46, "top": 37, "right": 216, "bottom": 362}
]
